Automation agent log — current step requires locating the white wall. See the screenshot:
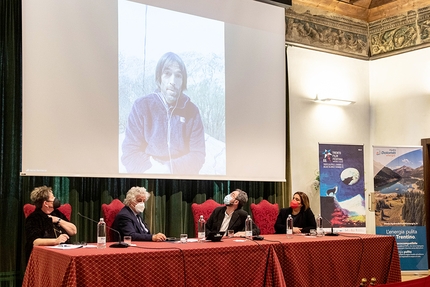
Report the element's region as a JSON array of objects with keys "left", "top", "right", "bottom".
[
  {"left": 287, "top": 46, "right": 372, "bottom": 231},
  {"left": 288, "top": 45, "right": 430, "bottom": 233},
  {"left": 370, "top": 48, "right": 430, "bottom": 146}
]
